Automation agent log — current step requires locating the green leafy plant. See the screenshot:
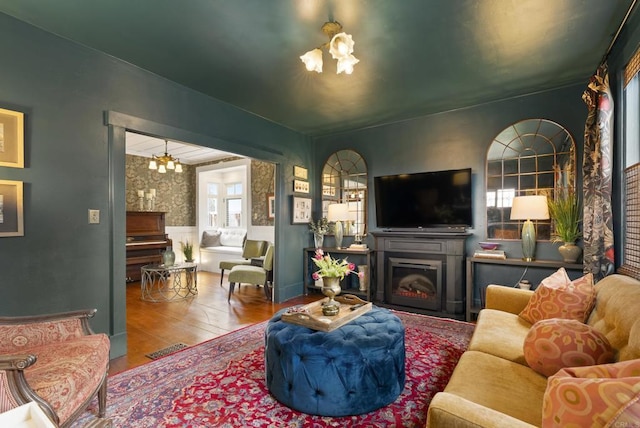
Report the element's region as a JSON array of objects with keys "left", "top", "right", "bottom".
[
  {"left": 180, "top": 240, "right": 194, "bottom": 261},
  {"left": 309, "top": 217, "right": 331, "bottom": 235},
  {"left": 547, "top": 193, "right": 582, "bottom": 244}
]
